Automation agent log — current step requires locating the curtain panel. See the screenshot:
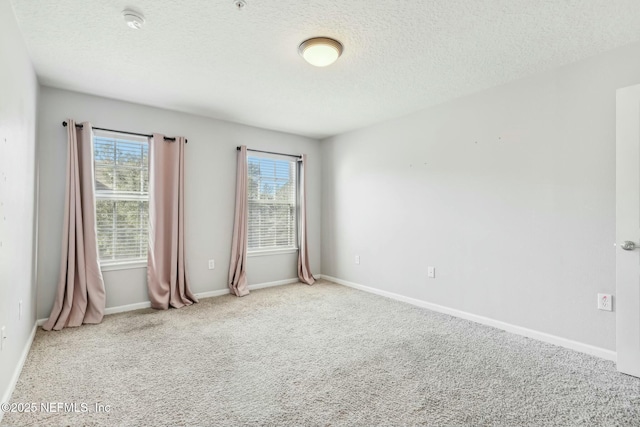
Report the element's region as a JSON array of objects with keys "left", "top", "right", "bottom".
[
  {"left": 147, "top": 134, "right": 198, "bottom": 309},
  {"left": 297, "top": 154, "right": 315, "bottom": 285},
  {"left": 228, "top": 145, "right": 250, "bottom": 296},
  {"left": 43, "top": 120, "right": 106, "bottom": 331}
]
